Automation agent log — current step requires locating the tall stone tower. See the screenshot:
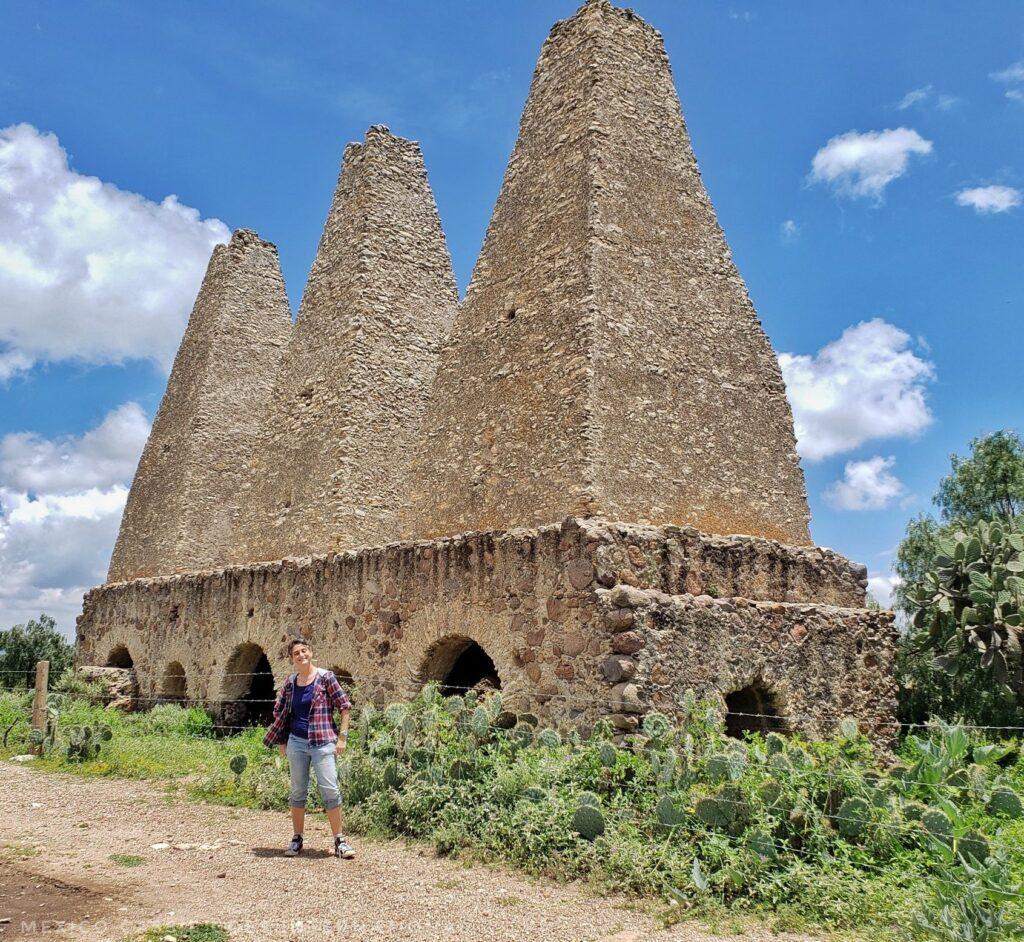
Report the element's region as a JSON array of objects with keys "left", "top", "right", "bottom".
[
  {"left": 231, "top": 126, "right": 458, "bottom": 563},
  {"left": 402, "top": 0, "right": 810, "bottom": 545},
  {"left": 108, "top": 230, "right": 292, "bottom": 582}
]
